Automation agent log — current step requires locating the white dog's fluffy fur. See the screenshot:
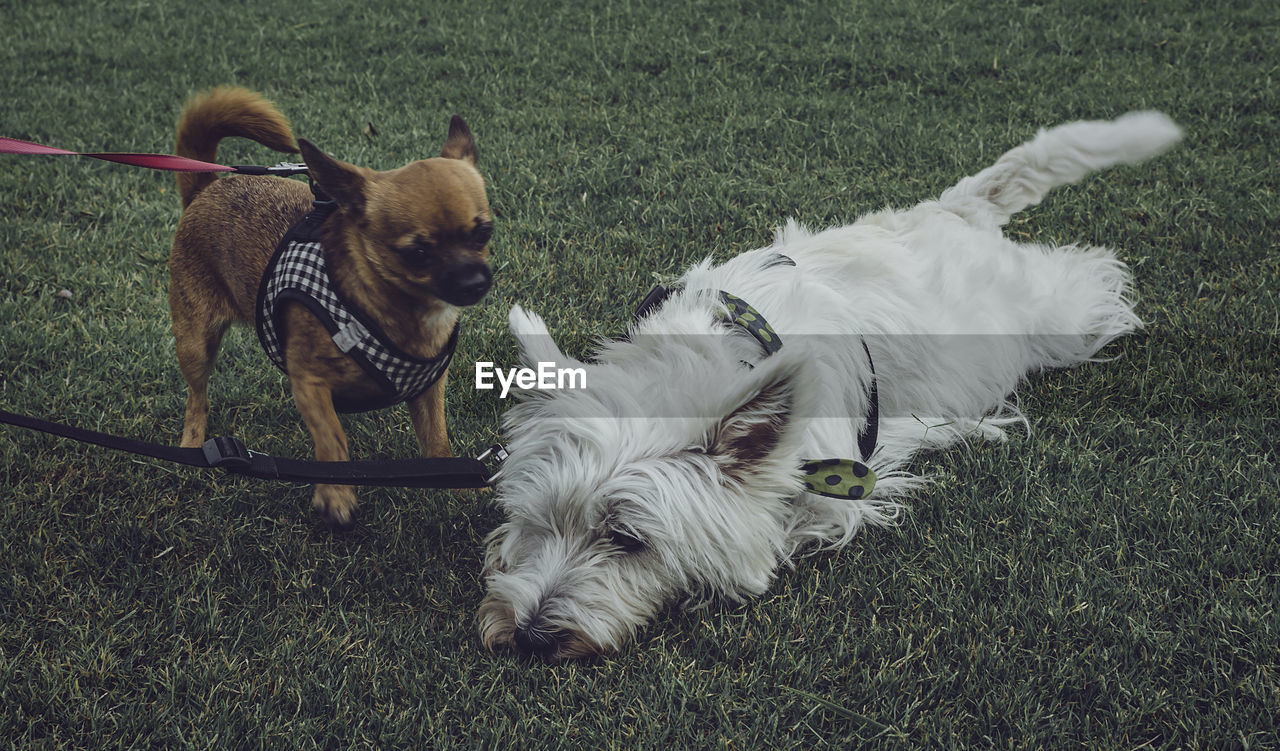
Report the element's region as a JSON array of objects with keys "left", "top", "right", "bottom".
[{"left": 479, "top": 112, "right": 1182, "bottom": 660}]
